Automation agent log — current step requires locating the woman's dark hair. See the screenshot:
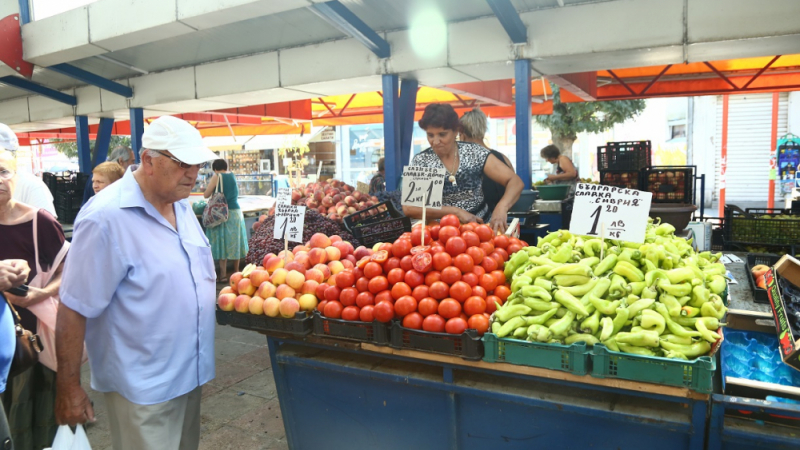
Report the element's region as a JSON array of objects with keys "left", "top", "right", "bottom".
[
  {"left": 540, "top": 145, "right": 561, "bottom": 160},
  {"left": 377, "top": 157, "right": 385, "bottom": 172},
  {"left": 212, "top": 159, "right": 228, "bottom": 171},
  {"left": 419, "top": 103, "right": 460, "bottom": 131}
]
